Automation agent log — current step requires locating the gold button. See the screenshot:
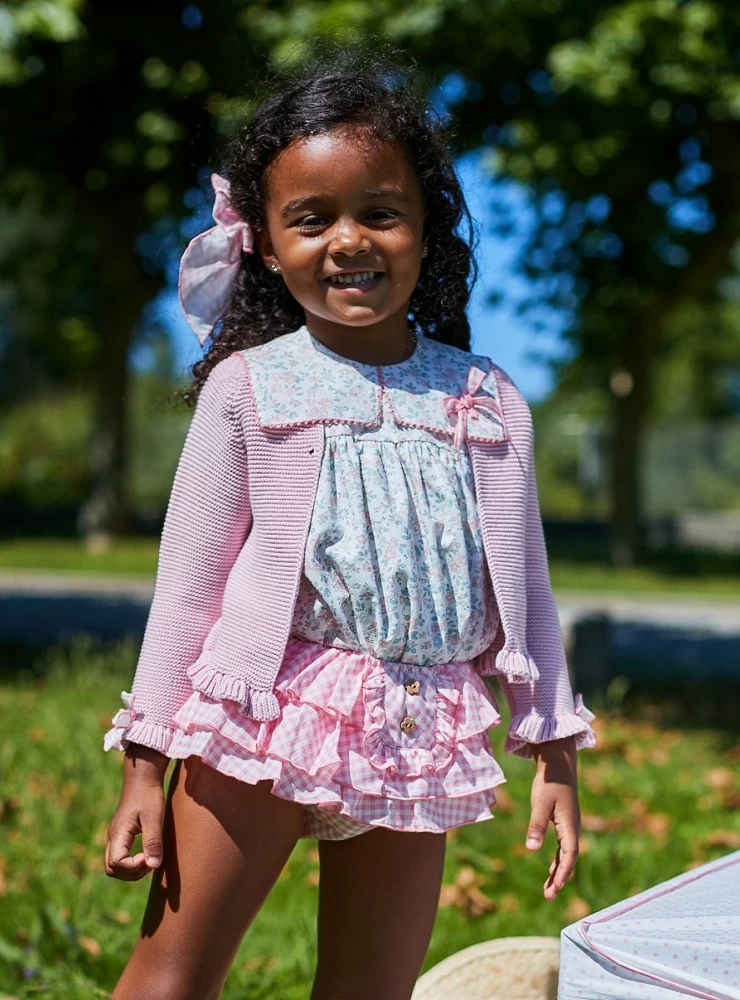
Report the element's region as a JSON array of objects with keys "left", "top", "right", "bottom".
[
  {"left": 404, "top": 678, "right": 421, "bottom": 695},
  {"left": 400, "top": 715, "right": 417, "bottom": 734}
]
